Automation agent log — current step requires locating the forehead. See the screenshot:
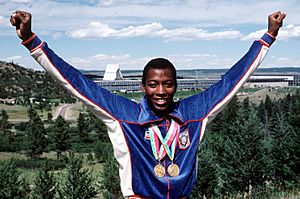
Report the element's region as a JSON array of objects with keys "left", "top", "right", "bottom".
[{"left": 145, "top": 68, "right": 175, "bottom": 81}]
